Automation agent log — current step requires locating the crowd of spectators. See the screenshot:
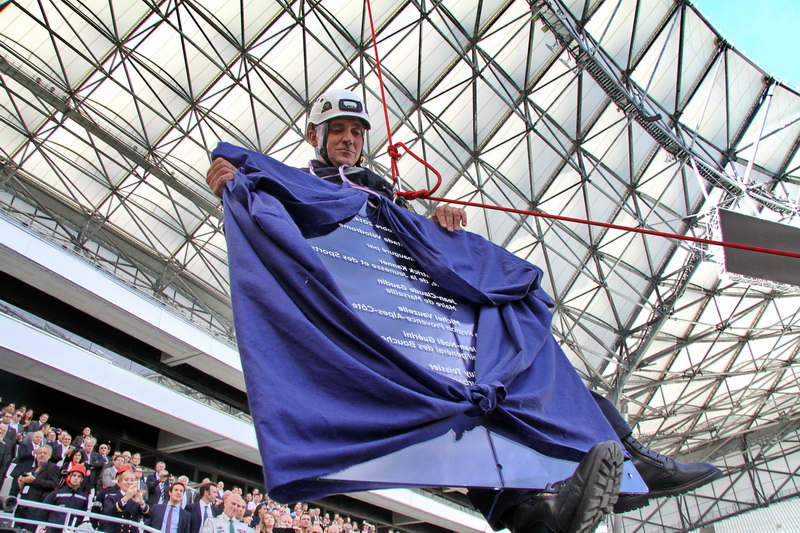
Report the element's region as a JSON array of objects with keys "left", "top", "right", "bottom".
[{"left": 0, "top": 403, "right": 386, "bottom": 533}]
